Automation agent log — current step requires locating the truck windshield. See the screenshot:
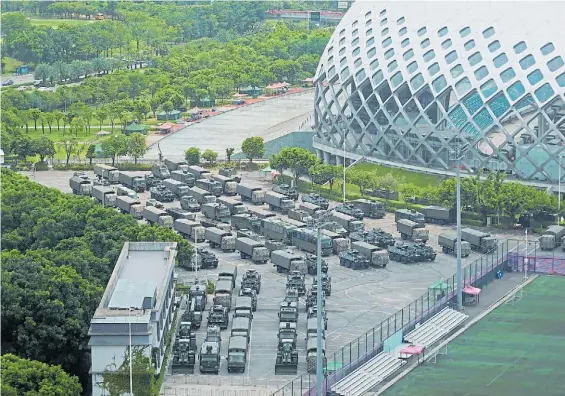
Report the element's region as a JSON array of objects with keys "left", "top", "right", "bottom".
[
  {"left": 229, "top": 352, "right": 245, "bottom": 362},
  {"left": 200, "top": 355, "right": 217, "bottom": 362},
  {"left": 280, "top": 313, "right": 295, "bottom": 321}
]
